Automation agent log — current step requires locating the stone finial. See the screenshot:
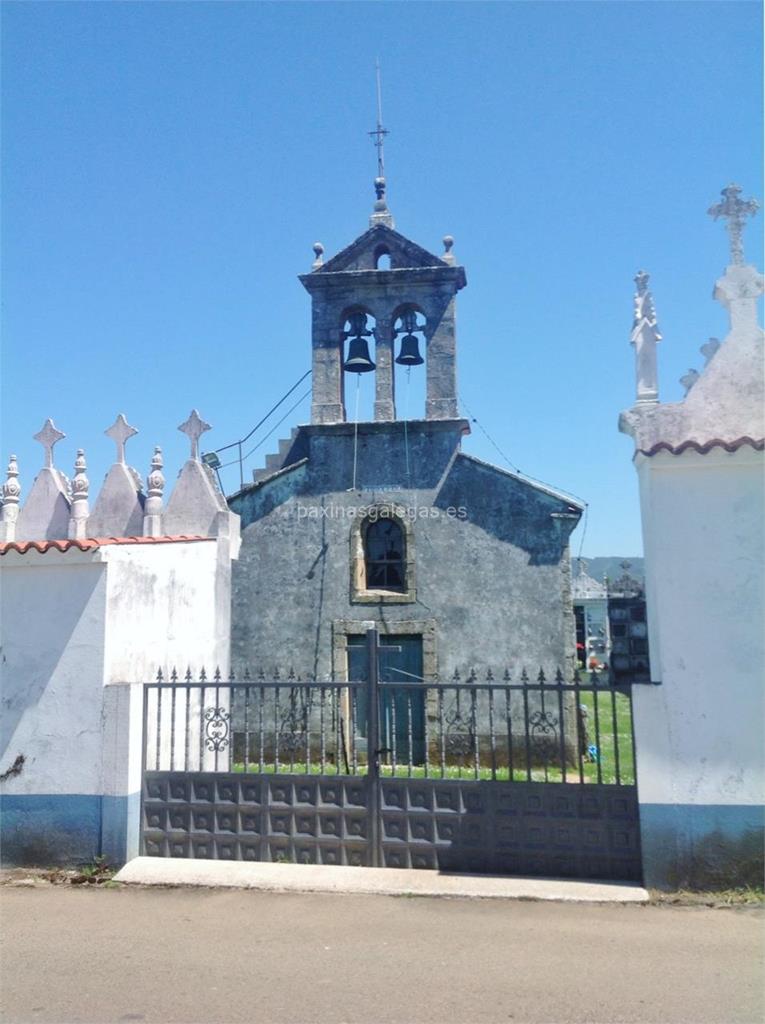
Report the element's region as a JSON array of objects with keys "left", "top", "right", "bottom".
[
  {"left": 312, "top": 242, "right": 324, "bottom": 270},
  {"left": 700, "top": 337, "right": 721, "bottom": 367},
  {"left": 0, "top": 454, "right": 21, "bottom": 541},
  {"left": 442, "top": 235, "right": 455, "bottom": 266},
  {"left": 708, "top": 183, "right": 759, "bottom": 266},
  {"left": 178, "top": 410, "right": 211, "bottom": 462},
  {"left": 630, "top": 270, "right": 662, "bottom": 405},
  {"left": 33, "top": 419, "right": 65, "bottom": 469},
  {"left": 370, "top": 177, "right": 394, "bottom": 229},
  {"left": 143, "top": 446, "right": 165, "bottom": 537},
  {"left": 68, "top": 449, "right": 90, "bottom": 540},
  {"left": 680, "top": 368, "right": 700, "bottom": 396},
  {"left": 105, "top": 413, "right": 138, "bottom": 465}
]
